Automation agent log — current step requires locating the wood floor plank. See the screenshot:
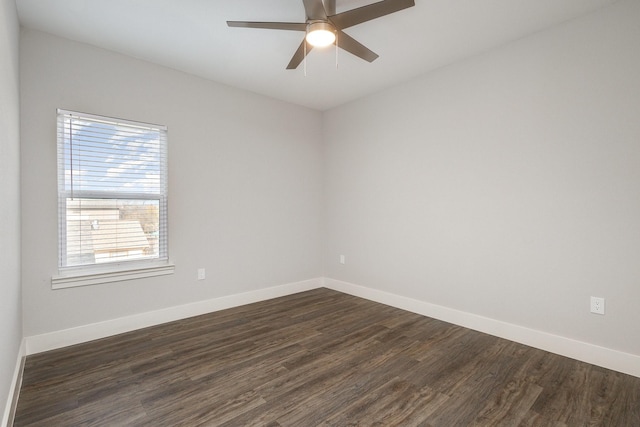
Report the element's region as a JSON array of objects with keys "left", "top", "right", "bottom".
[
  {"left": 13, "top": 288, "right": 640, "bottom": 426},
  {"left": 518, "top": 410, "right": 568, "bottom": 427},
  {"left": 472, "top": 379, "right": 543, "bottom": 426},
  {"left": 317, "top": 379, "right": 449, "bottom": 426}
]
